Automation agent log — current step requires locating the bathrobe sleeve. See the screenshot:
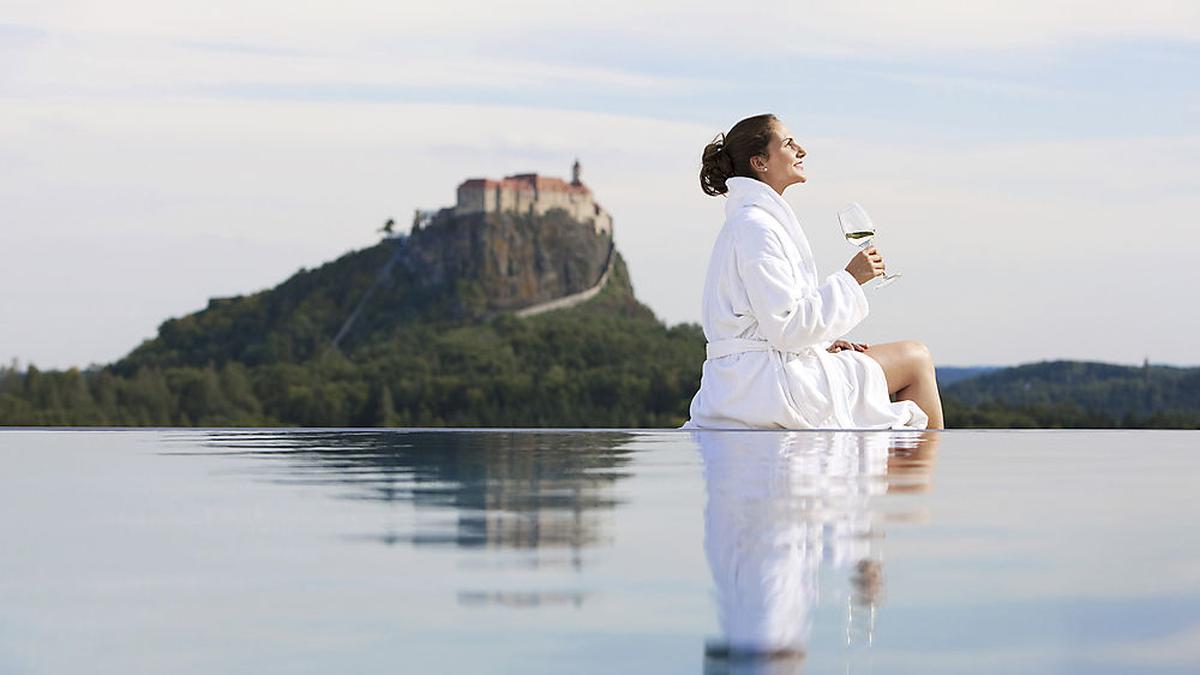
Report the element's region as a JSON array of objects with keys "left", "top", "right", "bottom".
[{"left": 733, "top": 212, "right": 869, "bottom": 351}]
